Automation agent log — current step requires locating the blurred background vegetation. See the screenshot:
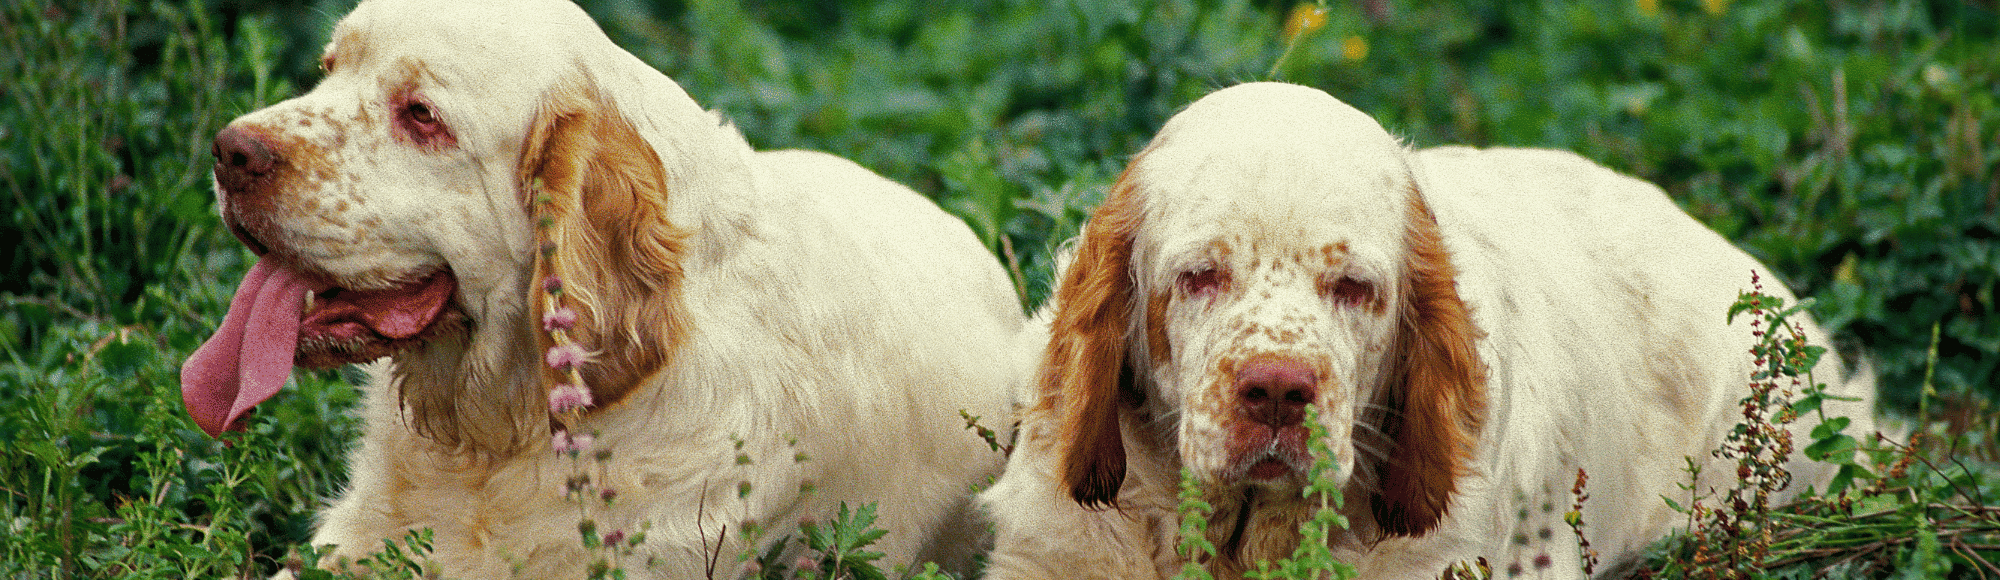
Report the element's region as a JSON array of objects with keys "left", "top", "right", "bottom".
[{"left": 2, "top": 0, "right": 1994, "bottom": 577}]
